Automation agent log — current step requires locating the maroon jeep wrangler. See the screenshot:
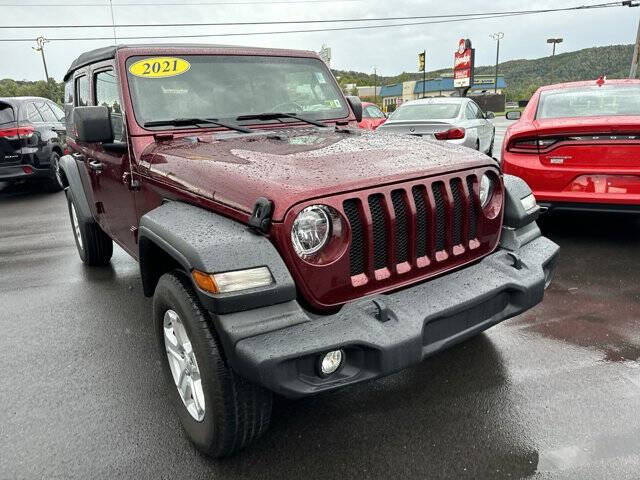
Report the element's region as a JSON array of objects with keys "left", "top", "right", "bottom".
[{"left": 59, "top": 44, "right": 559, "bottom": 457}]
